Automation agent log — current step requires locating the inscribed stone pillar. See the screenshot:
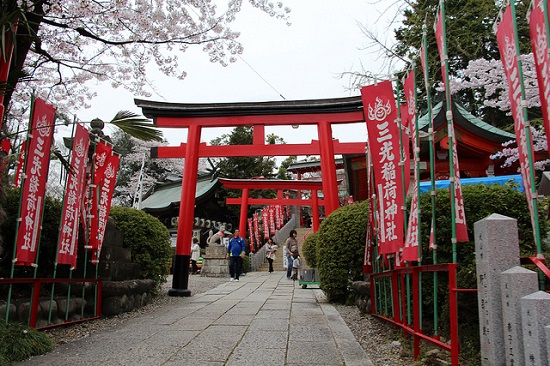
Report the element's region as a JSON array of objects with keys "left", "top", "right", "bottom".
[
  {"left": 521, "top": 291, "right": 550, "bottom": 366},
  {"left": 500, "top": 266, "right": 538, "bottom": 366},
  {"left": 474, "top": 214, "right": 520, "bottom": 366}
]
